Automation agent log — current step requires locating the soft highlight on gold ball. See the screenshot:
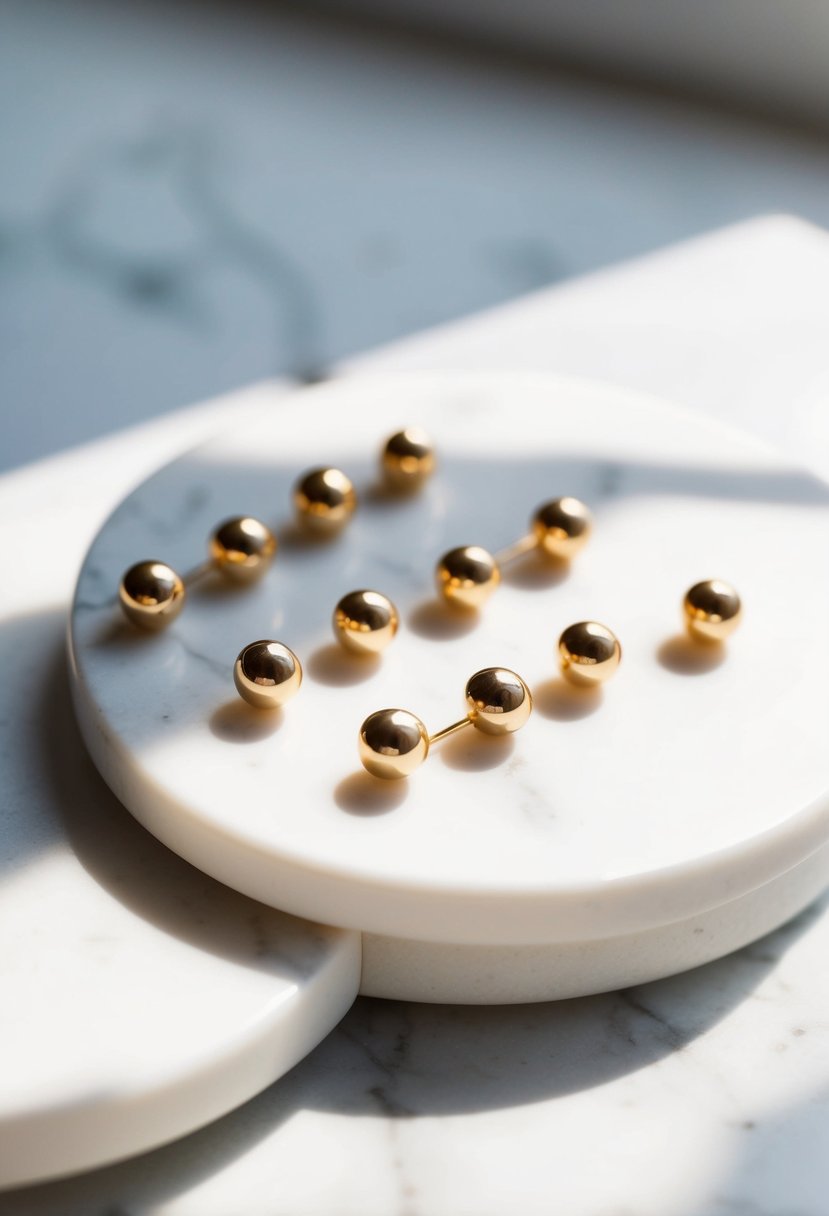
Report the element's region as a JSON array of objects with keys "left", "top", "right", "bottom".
[
  {"left": 684, "top": 579, "right": 742, "bottom": 642},
  {"left": 210, "top": 516, "right": 276, "bottom": 583},
  {"left": 559, "top": 621, "right": 621, "bottom": 686},
  {"left": 119, "top": 560, "right": 185, "bottom": 630},
  {"left": 465, "top": 667, "right": 533, "bottom": 736},
  {"left": 436, "top": 545, "right": 500, "bottom": 609},
  {"left": 294, "top": 467, "right": 357, "bottom": 534},
  {"left": 382, "top": 427, "right": 435, "bottom": 492},
  {"left": 333, "top": 589, "right": 399, "bottom": 655},
  {"left": 233, "top": 640, "right": 302, "bottom": 710},
  {"left": 359, "top": 708, "right": 430, "bottom": 779},
  {"left": 532, "top": 497, "right": 592, "bottom": 559}
]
